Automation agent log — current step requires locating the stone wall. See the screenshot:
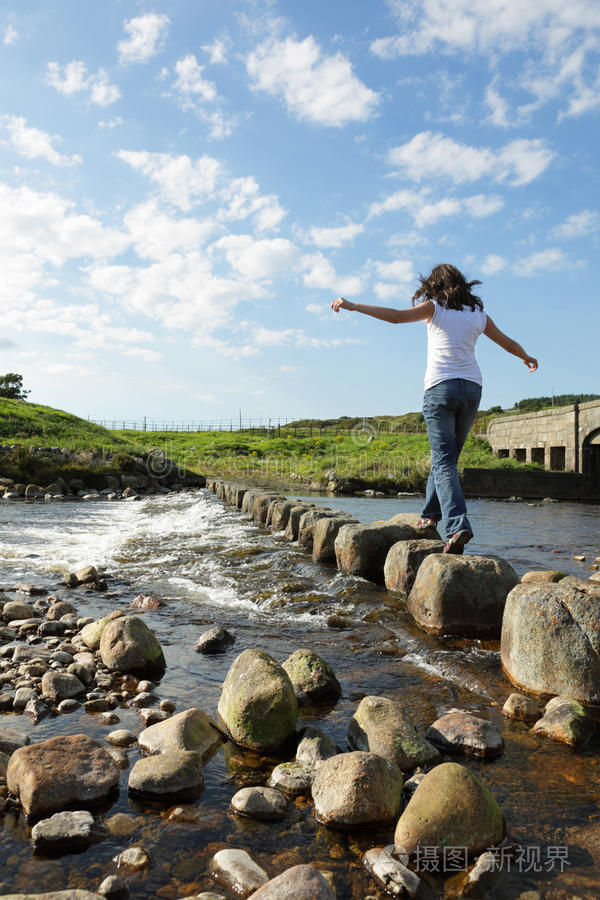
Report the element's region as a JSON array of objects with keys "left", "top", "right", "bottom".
[
  {"left": 487, "top": 399, "right": 600, "bottom": 475},
  {"left": 461, "top": 467, "right": 599, "bottom": 501}
]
